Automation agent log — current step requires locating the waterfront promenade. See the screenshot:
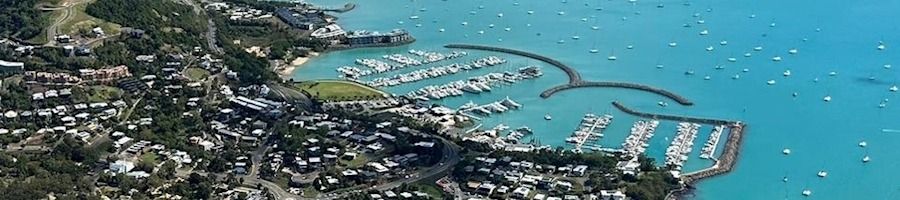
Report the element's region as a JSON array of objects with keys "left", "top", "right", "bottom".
[{"left": 444, "top": 44, "right": 692, "bottom": 106}]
